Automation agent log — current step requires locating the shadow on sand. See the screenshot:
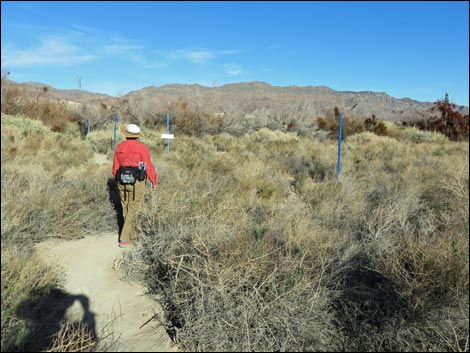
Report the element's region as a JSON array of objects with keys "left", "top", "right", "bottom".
[
  {"left": 14, "top": 287, "right": 97, "bottom": 351},
  {"left": 107, "top": 178, "right": 124, "bottom": 242}
]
